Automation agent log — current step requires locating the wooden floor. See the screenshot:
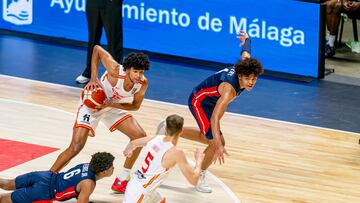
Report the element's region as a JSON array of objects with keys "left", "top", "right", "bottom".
[{"left": 1, "top": 75, "right": 360, "bottom": 203}]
